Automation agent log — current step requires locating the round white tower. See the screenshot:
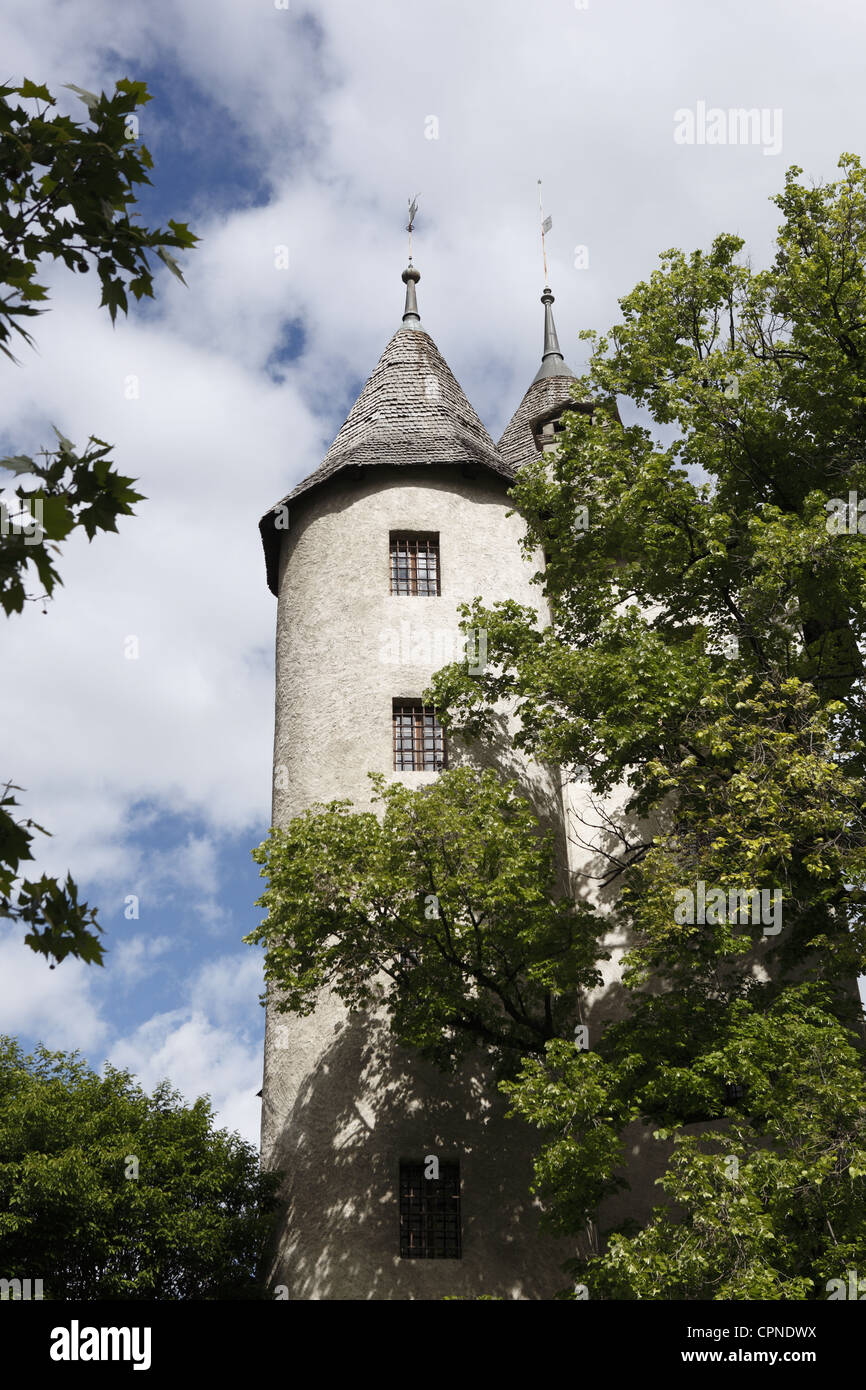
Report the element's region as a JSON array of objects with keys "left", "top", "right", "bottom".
[{"left": 258, "top": 267, "right": 580, "bottom": 1299}]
